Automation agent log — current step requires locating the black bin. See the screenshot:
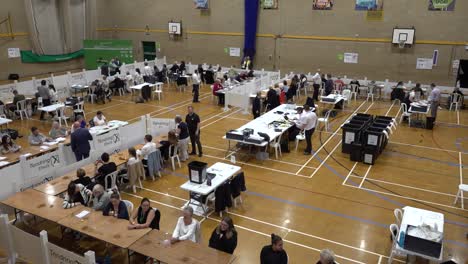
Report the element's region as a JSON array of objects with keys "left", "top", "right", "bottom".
[
  {"left": 426, "top": 117, "right": 435, "bottom": 130},
  {"left": 188, "top": 161, "right": 208, "bottom": 184},
  {"left": 342, "top": 123, "right": 363, "bottom": 154},
  {"left": 363, "top": 146, "right": 379, "bottom": 165},
  {"left": 350, "top": 142, "right": 363, "bottom": 162}
]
